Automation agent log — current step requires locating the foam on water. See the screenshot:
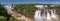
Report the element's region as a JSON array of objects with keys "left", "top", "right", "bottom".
[
  {"left": 3, "top": 5, "right": 59, "bottom": 21},
  {"left": 46, "top": 11, "right": 51, "bottom": 20},
  {"left": 34, "top": 5, "right": 59, "bottom": 21},
  {"left": 34, "top": 10, "right": 42, "bottom": 20},
  {"left": 34, "top": 10, "right": 59, "bottom": 21}
]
